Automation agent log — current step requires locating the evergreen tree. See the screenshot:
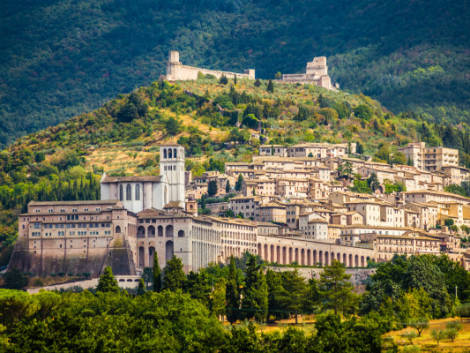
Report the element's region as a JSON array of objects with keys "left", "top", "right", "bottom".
[
  {"left": 267, "top": 80, "right": 274, "bottom": 93},
  {"left": 241, "top": 254, "right": 268, "bottom": 322},
  {"left": 226, "top": 256, "right": 241, "bottom": 324},
  {"left": 208, "top": 180, "right": 218, "bottom": 196},
  {"left": 319, "top": 260, "right": 356, "bottom": 316},
  {"left": 96, "top": 266, "right": 119, "bottom": 293},
  {"left": 219, "top": 75, "right": 228, "bottom": 85},
  {"left": 235, "top": 174, "right": 244, "bottom": 191},
  {"left": 254, "top": 79, "right": 261, "bottom": 87},
  {"left": 153, "top": 253, "right": 162, "bottom": 292},
  {"left": 137, "top": 278, "right": 146, "bottom": 295},
  {"left": 225, "top": 180, "right": 231, "bottom": 193},
  {"left": 163, "top": 256, "right": 185, "bottom": 291}
]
